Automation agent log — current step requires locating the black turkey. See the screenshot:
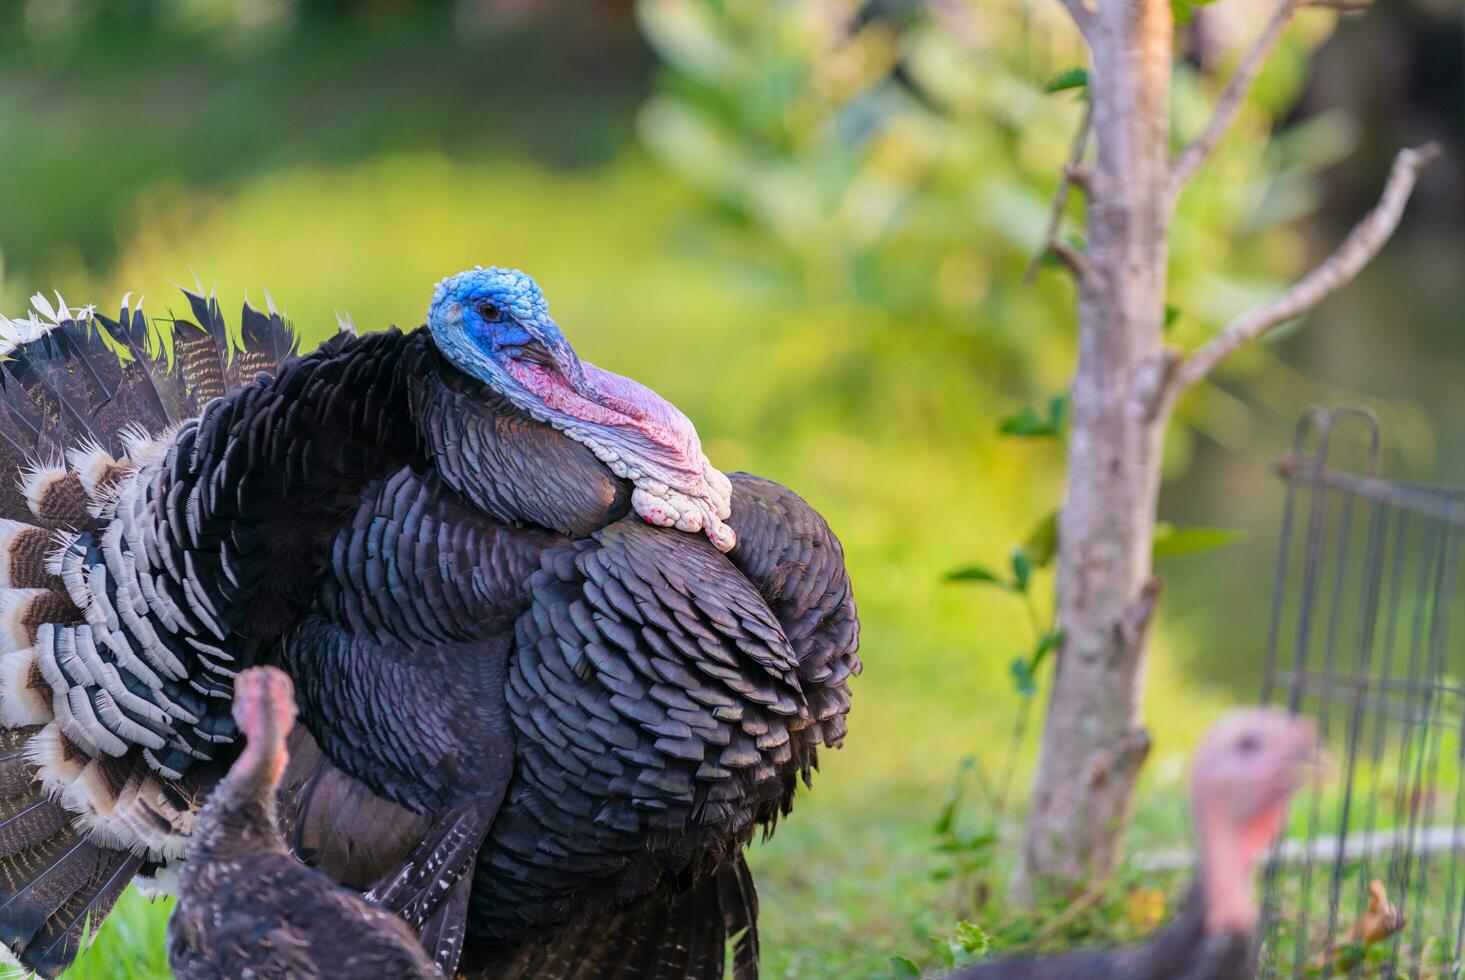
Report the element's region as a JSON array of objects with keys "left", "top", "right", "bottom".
[
  {"left": 0, "top": 269, "right": 860, "bottom": 977},
  {"left": 953, "top": 708, "right": 1319, "bottom": 980},
  {"left": 168, "top": 666, "right": 440, "bottom": 979}
]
